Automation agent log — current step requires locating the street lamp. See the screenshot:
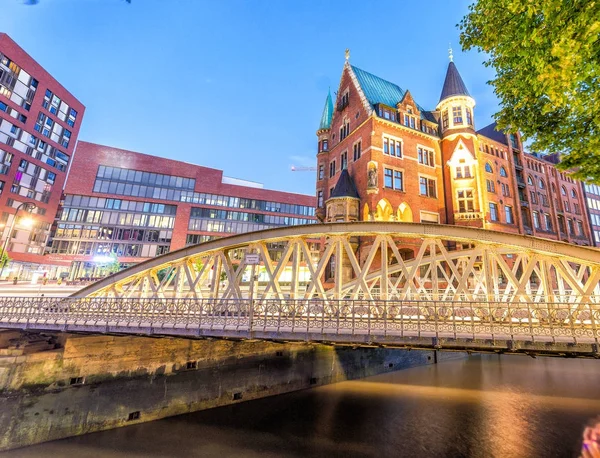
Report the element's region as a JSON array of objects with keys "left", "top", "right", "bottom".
[{"left": 0, "top": 202, "right": 37, "bottom": 280}]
